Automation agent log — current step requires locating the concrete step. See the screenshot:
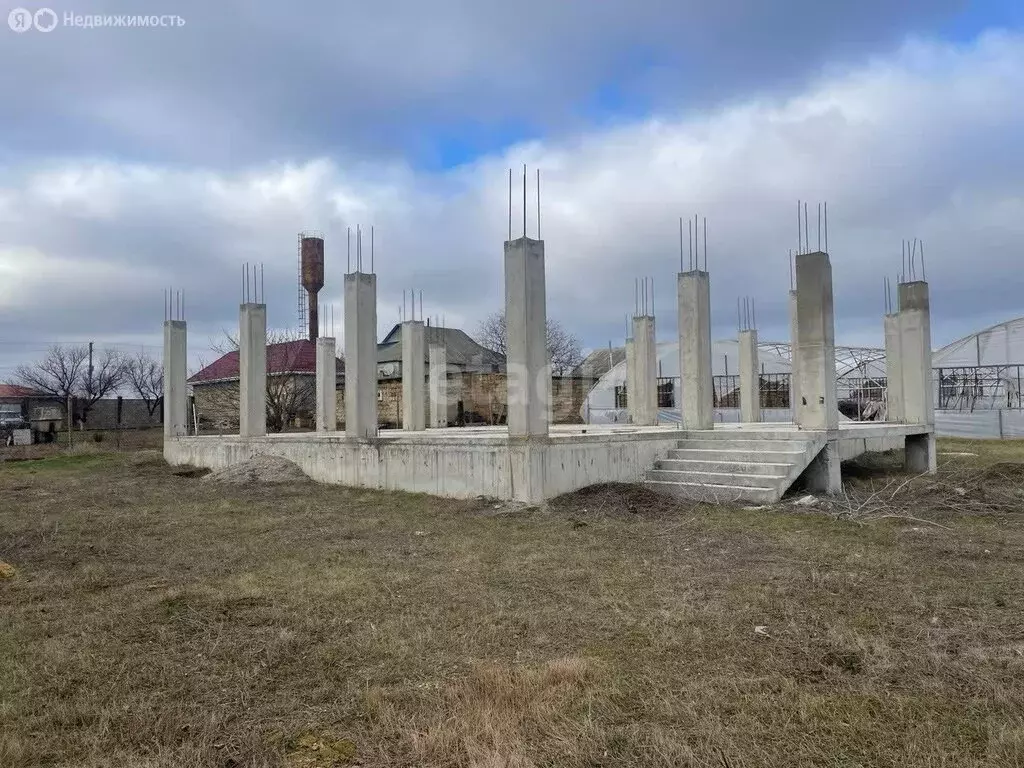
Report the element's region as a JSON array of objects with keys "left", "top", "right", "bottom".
[
  {"left": 678, "top": 431, "right": 813, "bottom": 442},
  {"left": 644, "top": 479, "right": 779, "bottom": 505},
  {"left": 647, "top": 469, "right": 789, "bottom": 488},
  {"left": 675, "top": 438, "right": 813, "bottom": 453},
  {"left": 666, "top": 448, "right": 808, "bottom": 464},
  {"left": 654, "top": 458, "right": 795, "bottom": 475}
]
